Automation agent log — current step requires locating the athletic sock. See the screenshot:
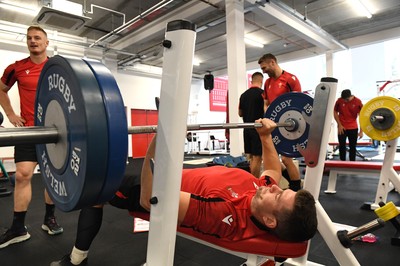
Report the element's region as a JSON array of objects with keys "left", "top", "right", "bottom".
[
  {"left": 10, "top": 211, "right": 27, "bottom": 232},
  {"left": 45, "top": 203, "right": 55, "bottom": 219},
  {"left": 70, "top": 246, "right": 88, "bottom": 265},
  {"left": 289, "top": 180, "right": 301, "bottom": 192}
]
